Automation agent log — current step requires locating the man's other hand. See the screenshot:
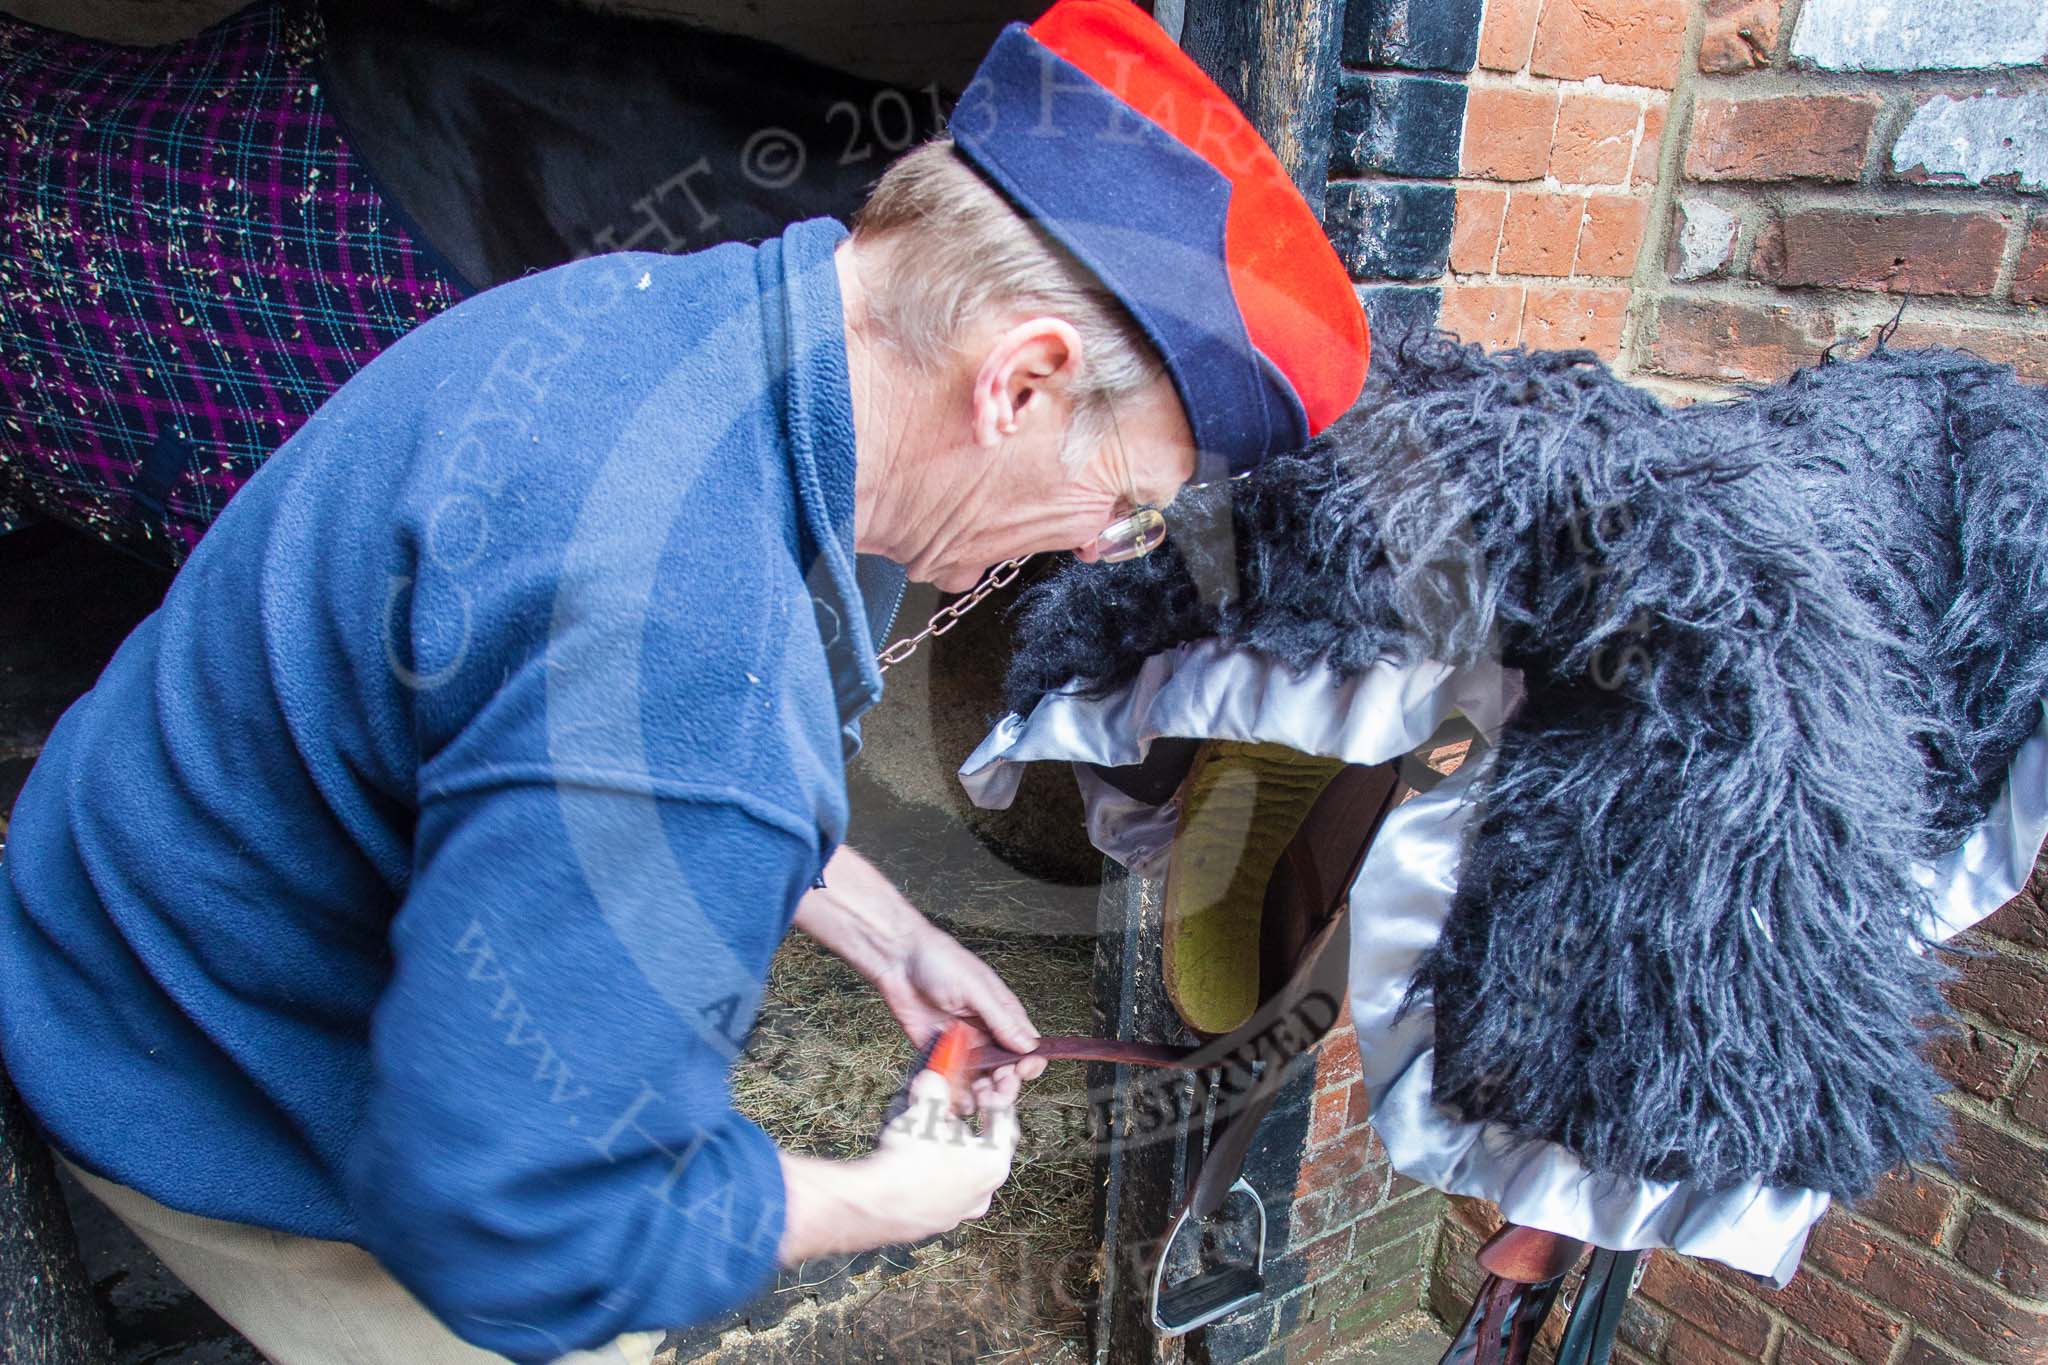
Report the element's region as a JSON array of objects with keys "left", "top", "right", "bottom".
[
  {"left": 793, "top": 846, "right": 1047, "bottom": 1094},
  {"left": 776, "top": 1071, "right": 1020, "bottom": 1263}
]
